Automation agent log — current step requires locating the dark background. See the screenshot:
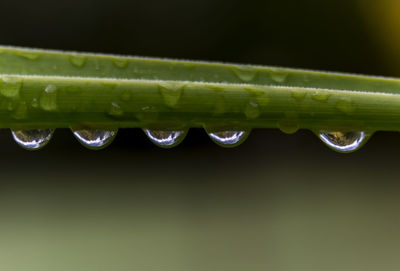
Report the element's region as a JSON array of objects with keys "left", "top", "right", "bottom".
[{"left": 1, "top": 0, "right": 400, "bottom": 270}]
